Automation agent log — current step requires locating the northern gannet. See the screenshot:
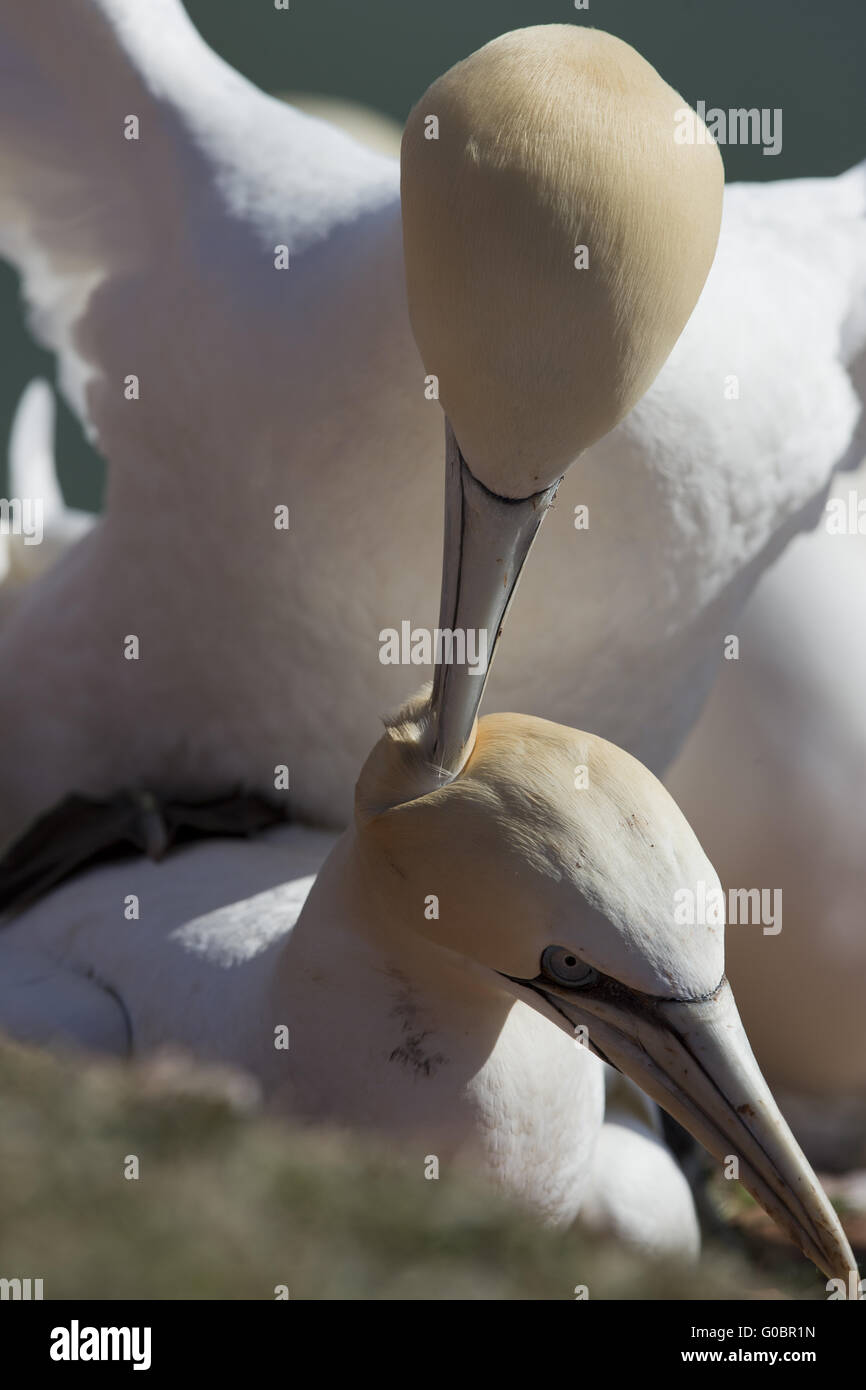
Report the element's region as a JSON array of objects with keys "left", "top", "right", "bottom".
[
  {"left": 0, "top": 694, "right": 856, "bottom": 1284},
  {"left": 0, "top": 26, "right": 856, "bottom": 1273},
  {"left": 0, "top": 7, "right": 862, "bottom": 840}
]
